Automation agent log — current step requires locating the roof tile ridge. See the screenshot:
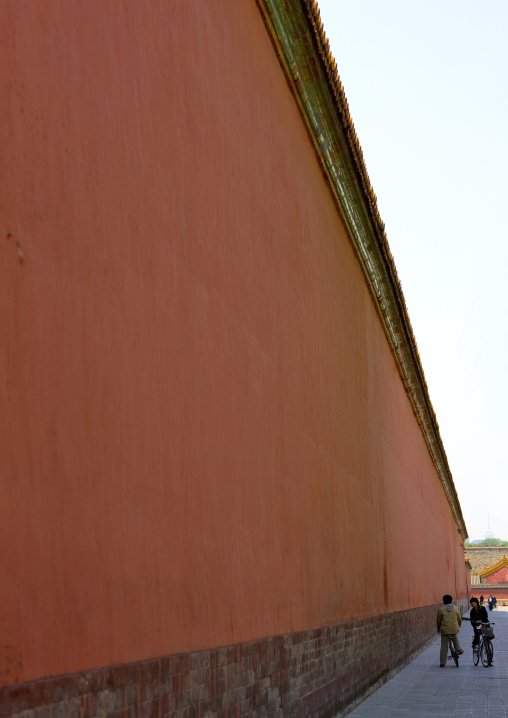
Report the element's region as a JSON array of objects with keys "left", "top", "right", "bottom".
[{"left": 303, "top": 0, "right": 464, "bottom": 529}]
